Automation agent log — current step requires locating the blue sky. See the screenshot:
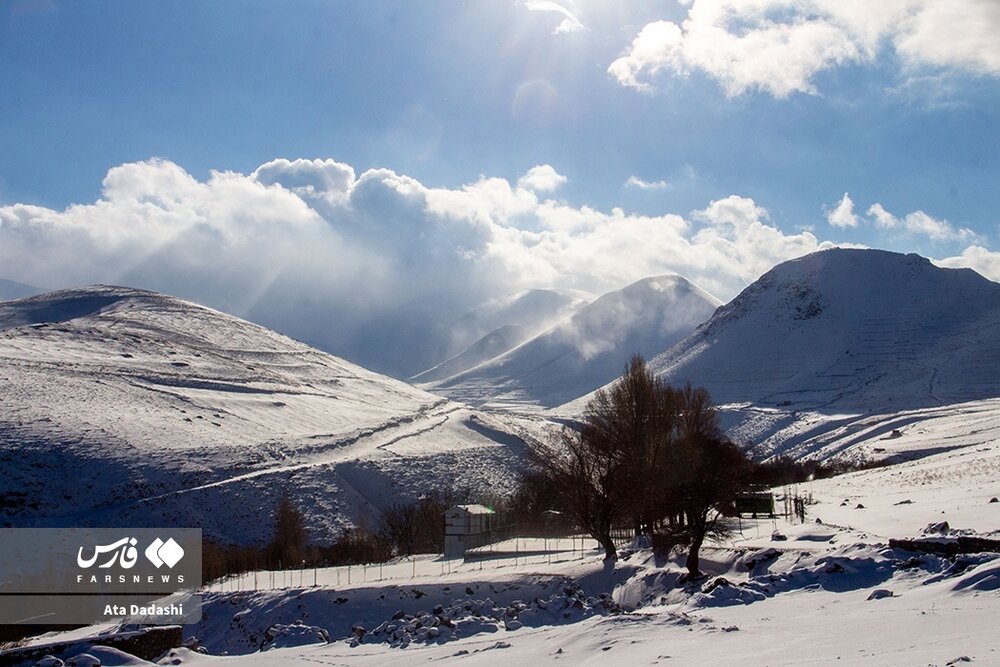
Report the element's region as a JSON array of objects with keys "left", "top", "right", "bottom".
[{"left": 1, "top": 0, "right": 999, "bottom": 374}]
